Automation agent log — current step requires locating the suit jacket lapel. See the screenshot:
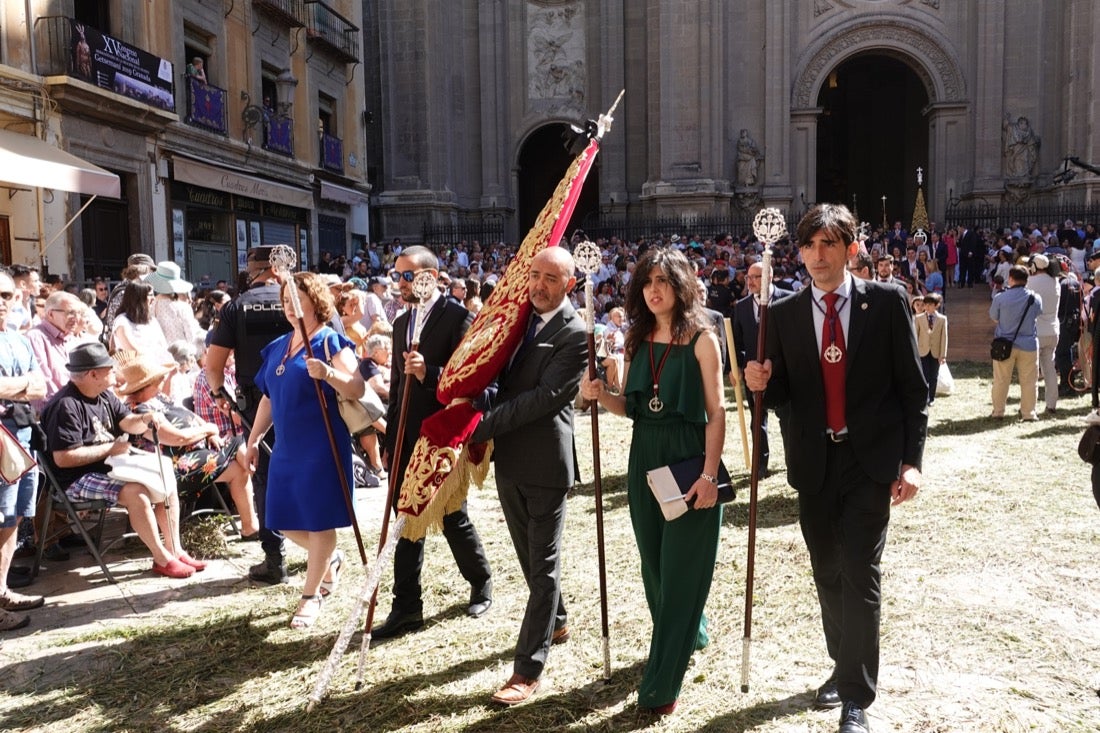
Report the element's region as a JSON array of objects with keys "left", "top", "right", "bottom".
[
  {"left": 845, "top": 278, "right": 869, "bottom": 359},
  {"left": 415, "top": 297, "right": 447, "bottom": 342},
  {"left": 512, "top": 303, "right": 575, "bottom": 369}
]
